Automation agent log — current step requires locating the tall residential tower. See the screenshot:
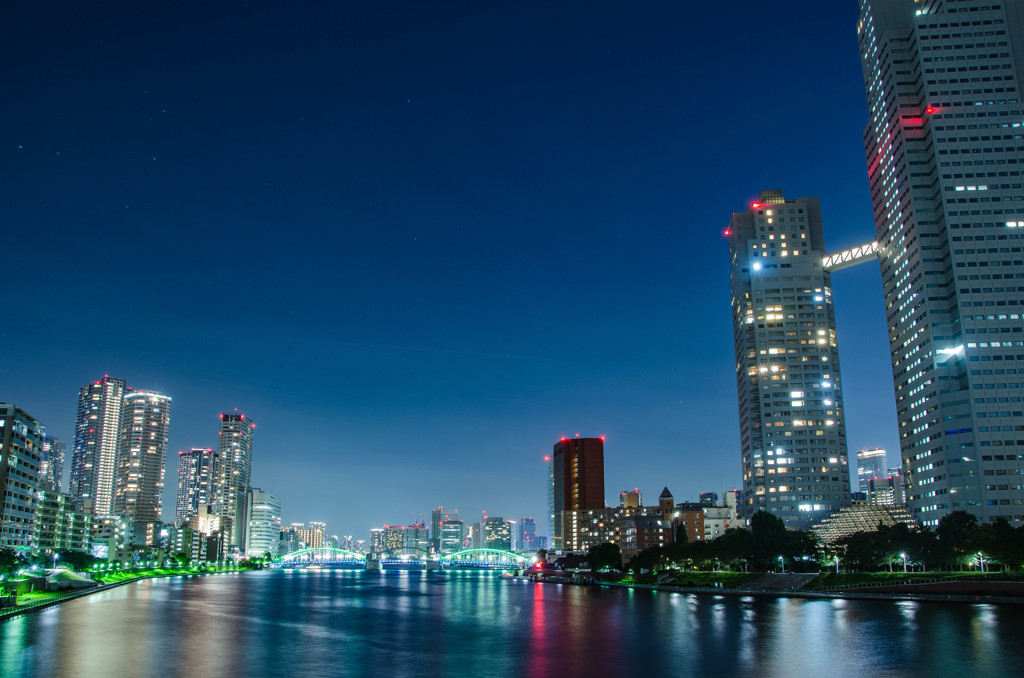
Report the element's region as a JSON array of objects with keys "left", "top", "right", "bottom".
[
  {"left": 176, "top": 447, "right": 219, "bottom": 525},
  {"left": 218, "top": 412, "right": 255, "bottom": 551},
  {"left": 727, "top": 191, "right": 852, "bottom": 528},
  {"left": 858, "top": 0, "right": 1024, "bottom": 525},
  {"left": 114, "top": 391, "right": 171, "bottom": 544},
  {"left": 70, "top": 376, "right": 127, "bottom": 517}
]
